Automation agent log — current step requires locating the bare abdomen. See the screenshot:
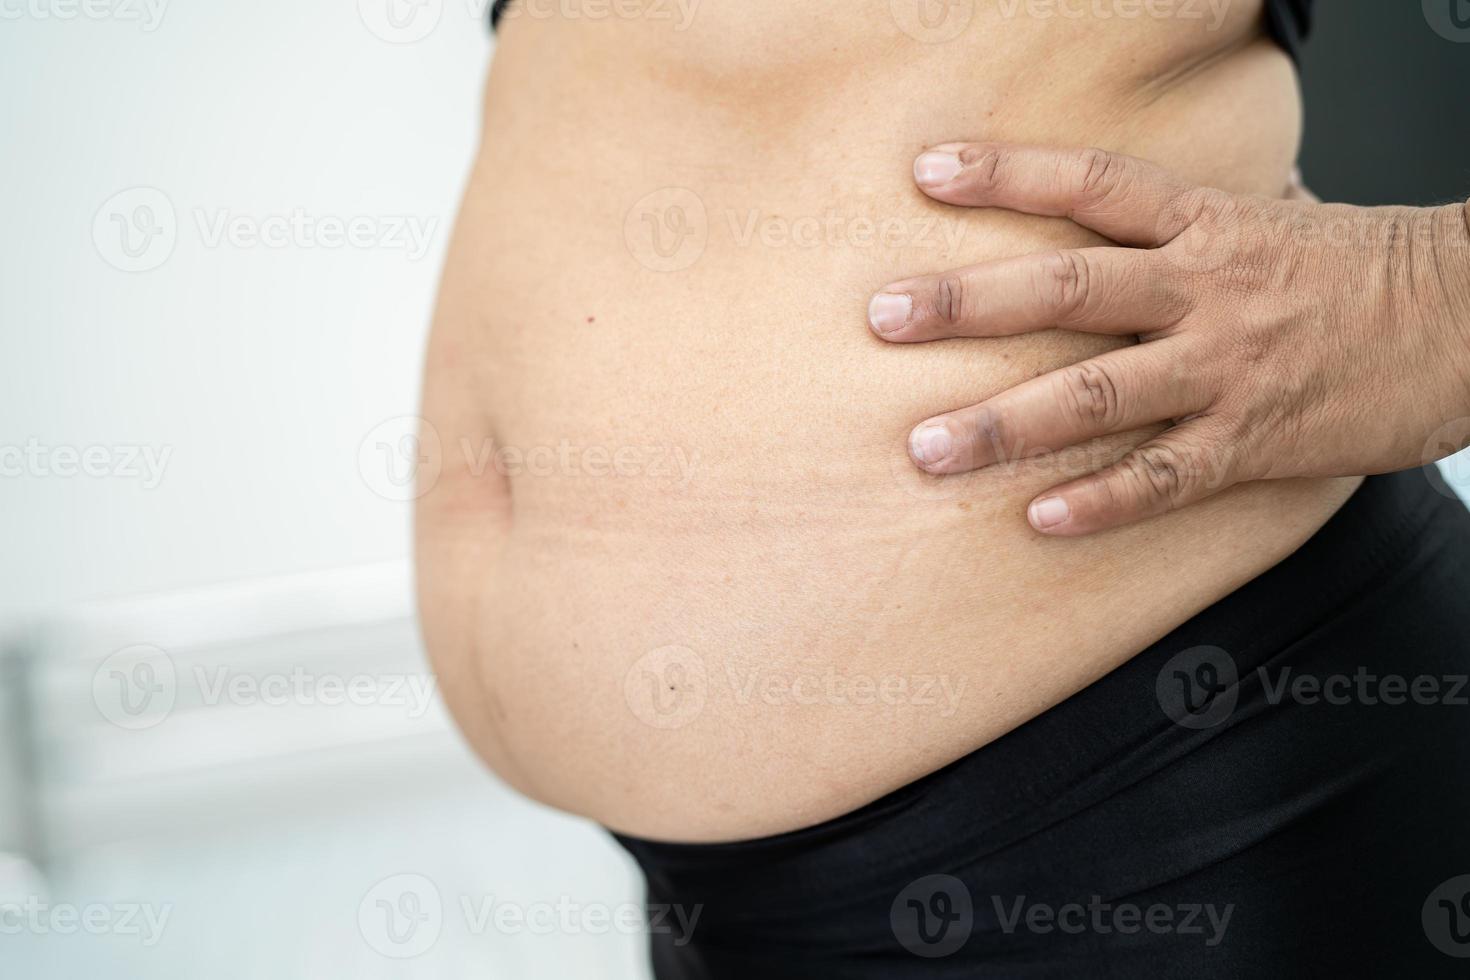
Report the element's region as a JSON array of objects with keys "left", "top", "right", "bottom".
[{"left": 416, "top": 5, "right": 1359, "bottom": 842}]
